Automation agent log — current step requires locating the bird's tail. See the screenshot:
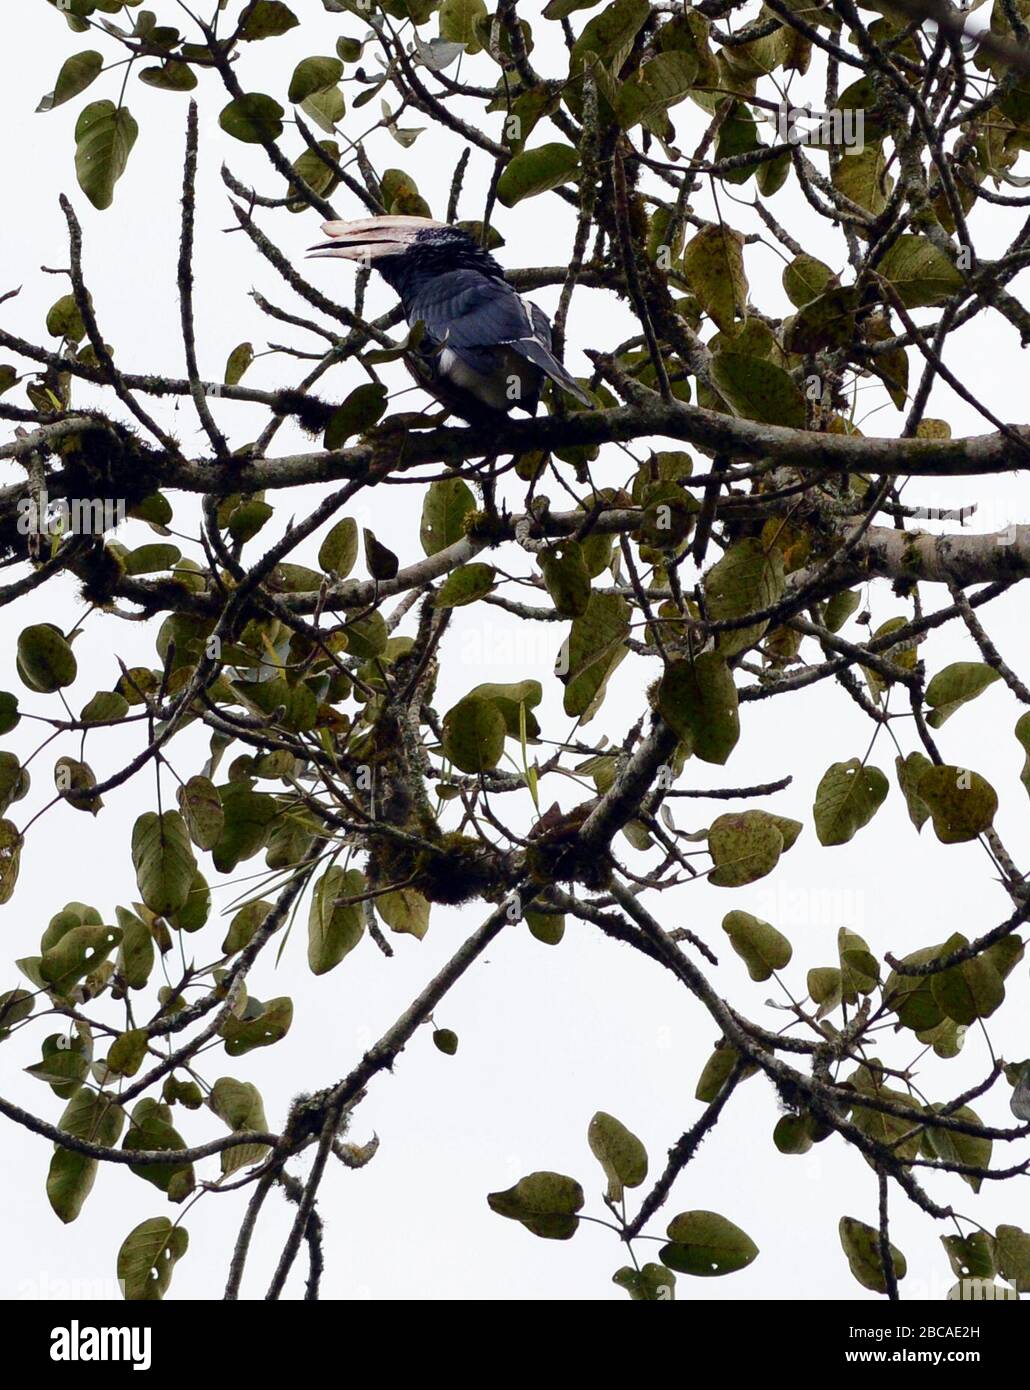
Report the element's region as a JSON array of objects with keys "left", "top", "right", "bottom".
[{"left": 510, "top": 339, "right": 593, "bottom": 408}]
